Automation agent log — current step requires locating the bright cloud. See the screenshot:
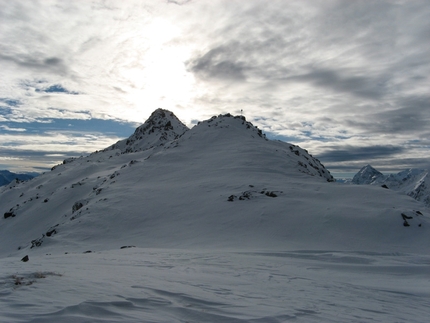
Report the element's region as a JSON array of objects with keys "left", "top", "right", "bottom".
[{"left": 0, "top": 125, "right": 26, "bottom": 132}]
